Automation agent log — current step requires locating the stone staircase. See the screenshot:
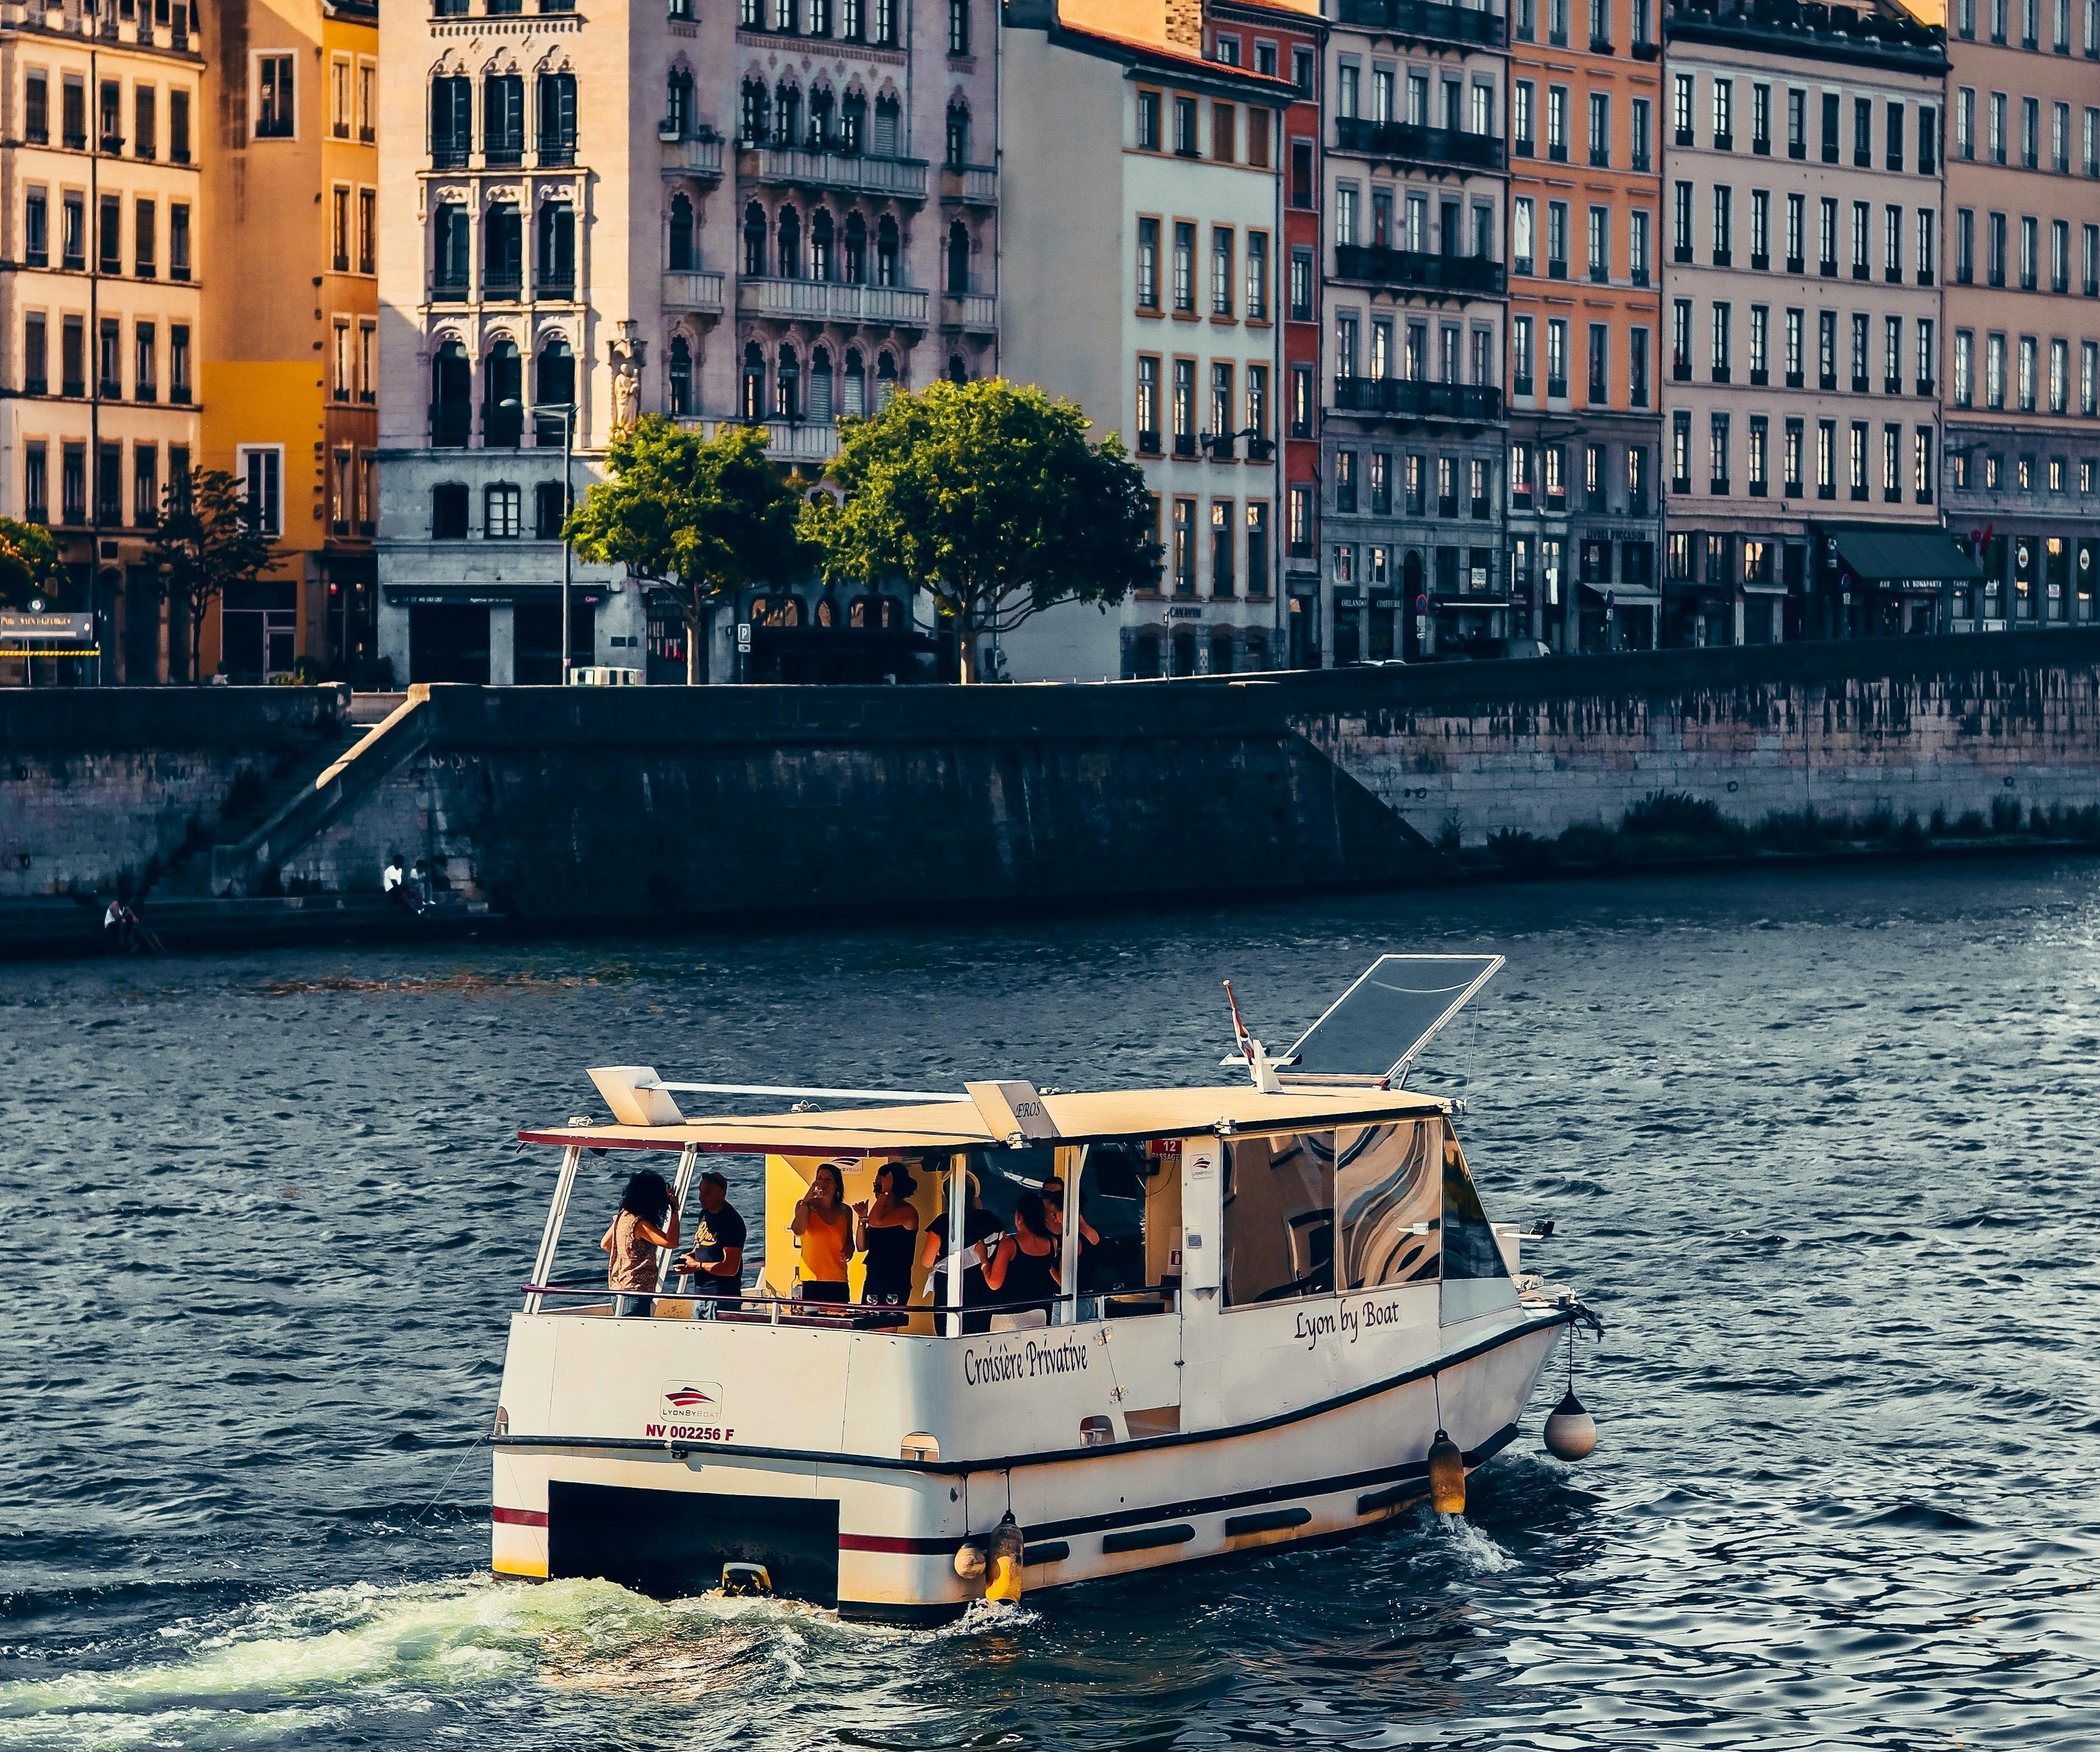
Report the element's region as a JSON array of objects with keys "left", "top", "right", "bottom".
[{"left": 145, "top": 729, "right": 364, "bottom": 898}]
